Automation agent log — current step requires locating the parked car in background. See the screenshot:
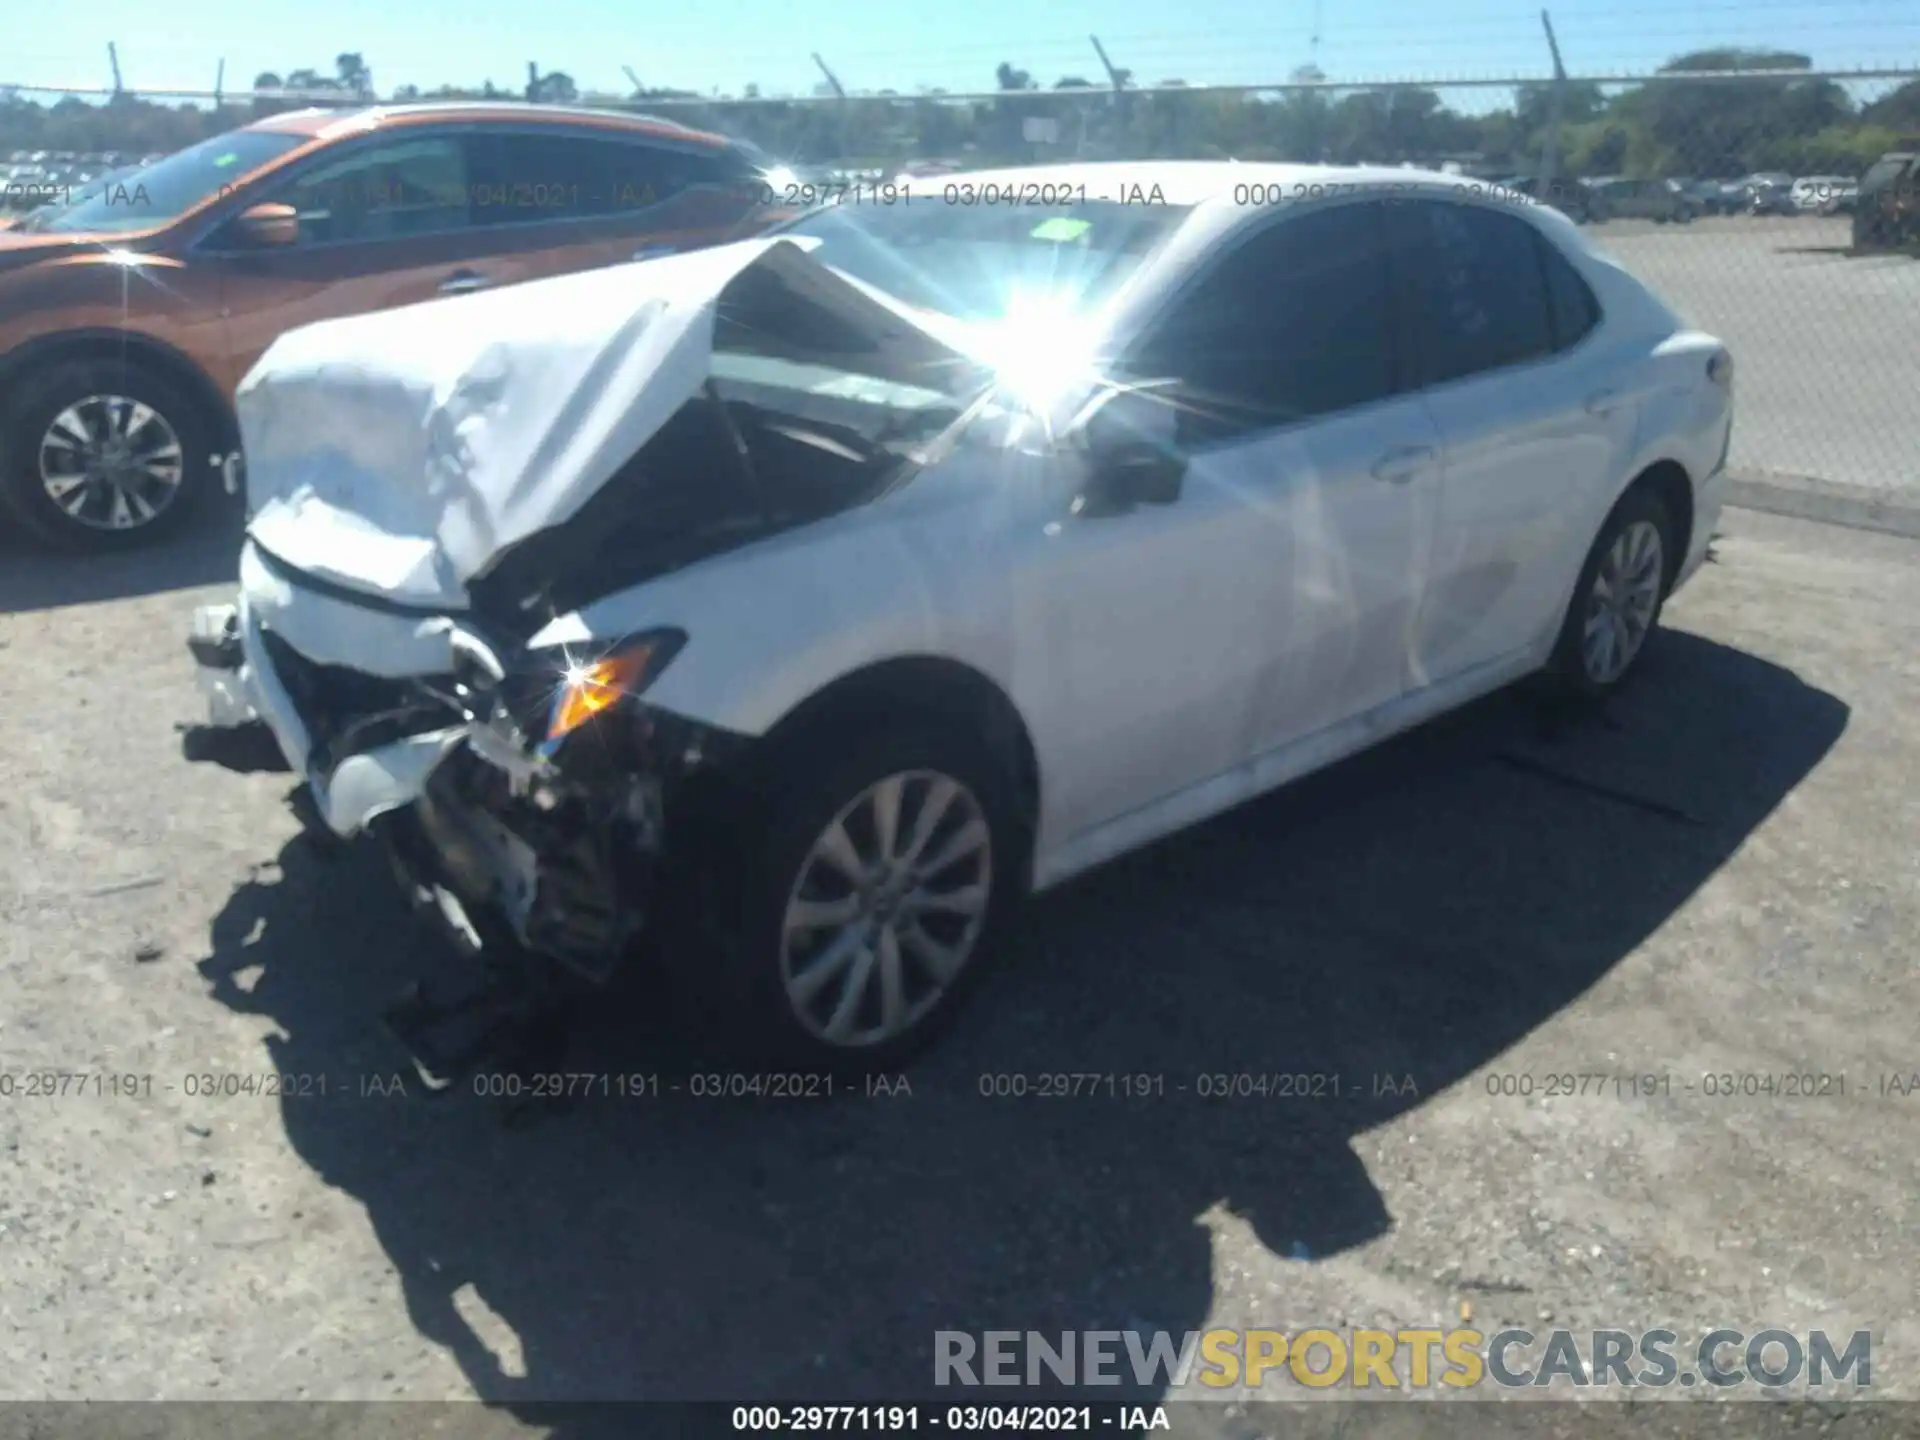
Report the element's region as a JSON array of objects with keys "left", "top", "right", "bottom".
[
  {"left": 1818, "top": 180, "right": 1860, "bottom": 216},
  {"left": 0, "top": 103, "right": 788, "bottom": 551},
  {"left": 1791, "top": 176, "right": 1853, "bottom": 213},
  {"left": 1853, "top": 144, "right": 1919, "bottom": 249},
  {"left": 186, "top": 161, "right": 1733, "bottom": 1074},
  {"left": 1742, "top": 174, "right": 1798, "bottom": 215},
  {"left": 1590, "top": 177, "right": 1696, "bottom": 222},
  {"left": 1501, "top": 173, "right": 1606, "bottom": 223}
]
